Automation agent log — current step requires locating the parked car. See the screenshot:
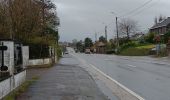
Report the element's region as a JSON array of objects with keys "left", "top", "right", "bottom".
[
  {"left": 64, "top": 51, "right": 69, "bottom": 54},
  {"left": 85, "top": 49, "right": 91, "bottom": 54}
]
